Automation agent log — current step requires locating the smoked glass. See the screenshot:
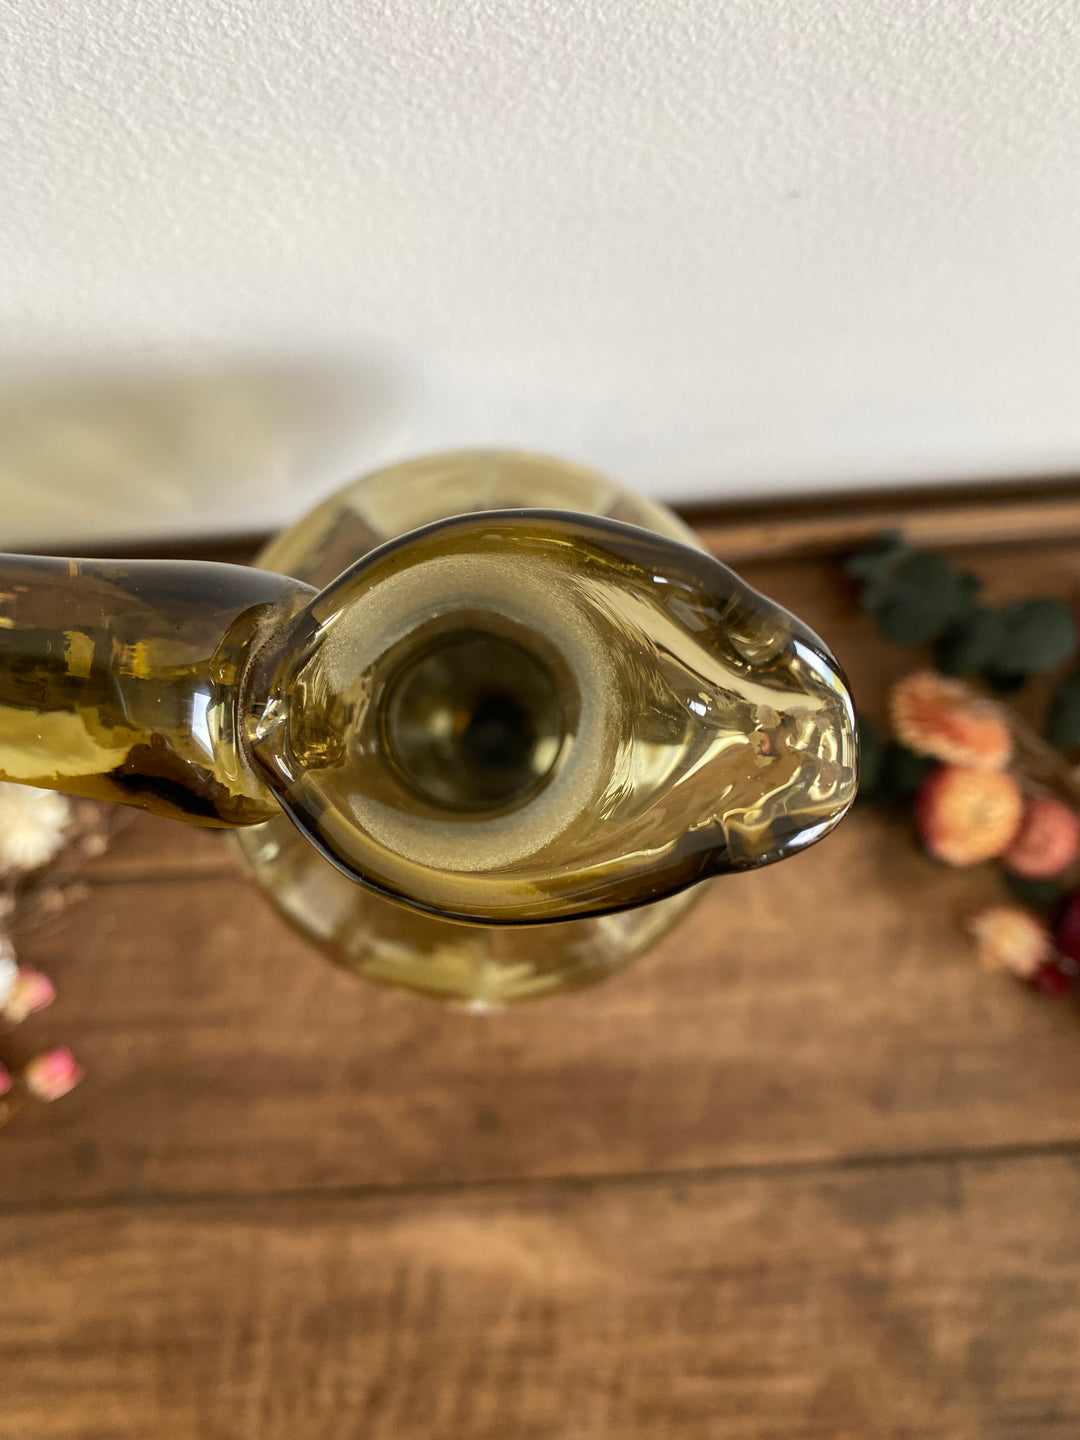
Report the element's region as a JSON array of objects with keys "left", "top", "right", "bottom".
[{"left": 0, "top": 451, "right": 858, "bottom": 1003}]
